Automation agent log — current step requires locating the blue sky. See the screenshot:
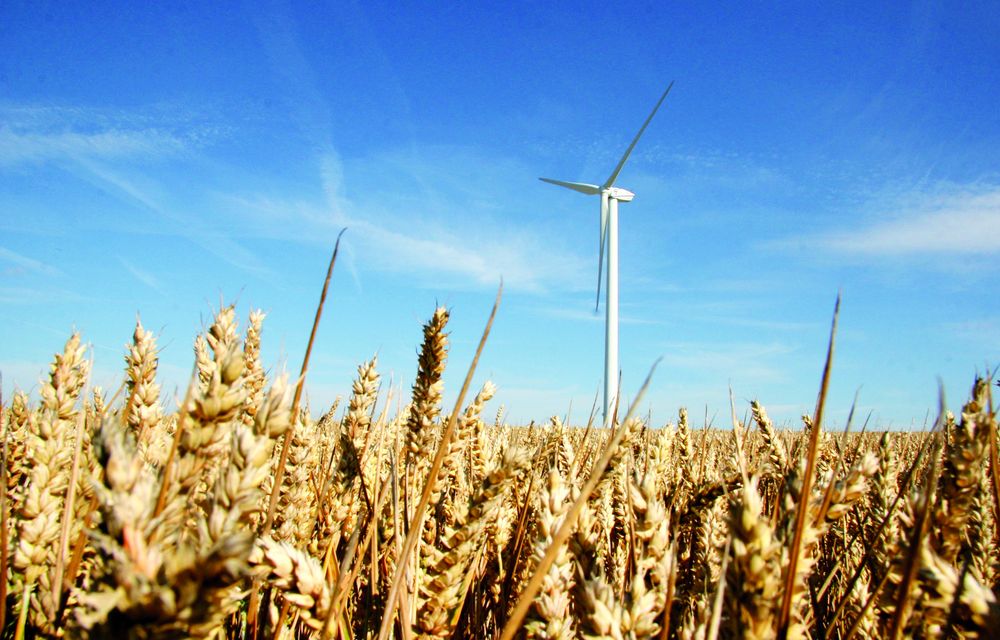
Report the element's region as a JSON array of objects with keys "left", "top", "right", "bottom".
[{"left": 2, "top": 1, "right": 998, "bottom": 427}]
